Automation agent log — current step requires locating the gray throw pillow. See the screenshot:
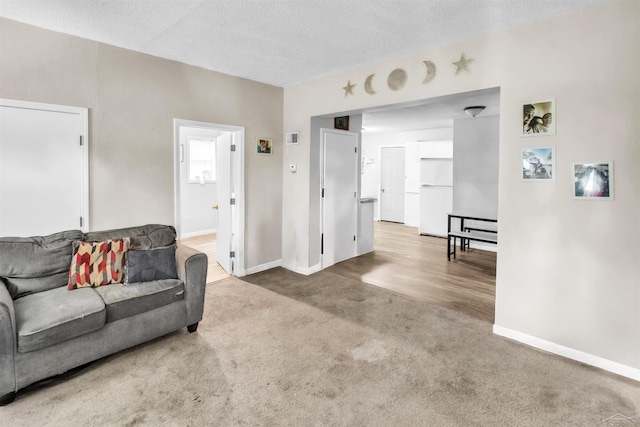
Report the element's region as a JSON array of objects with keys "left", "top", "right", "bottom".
[{"left": 124, "top": 245, "right": 178, "bottom": 285}]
